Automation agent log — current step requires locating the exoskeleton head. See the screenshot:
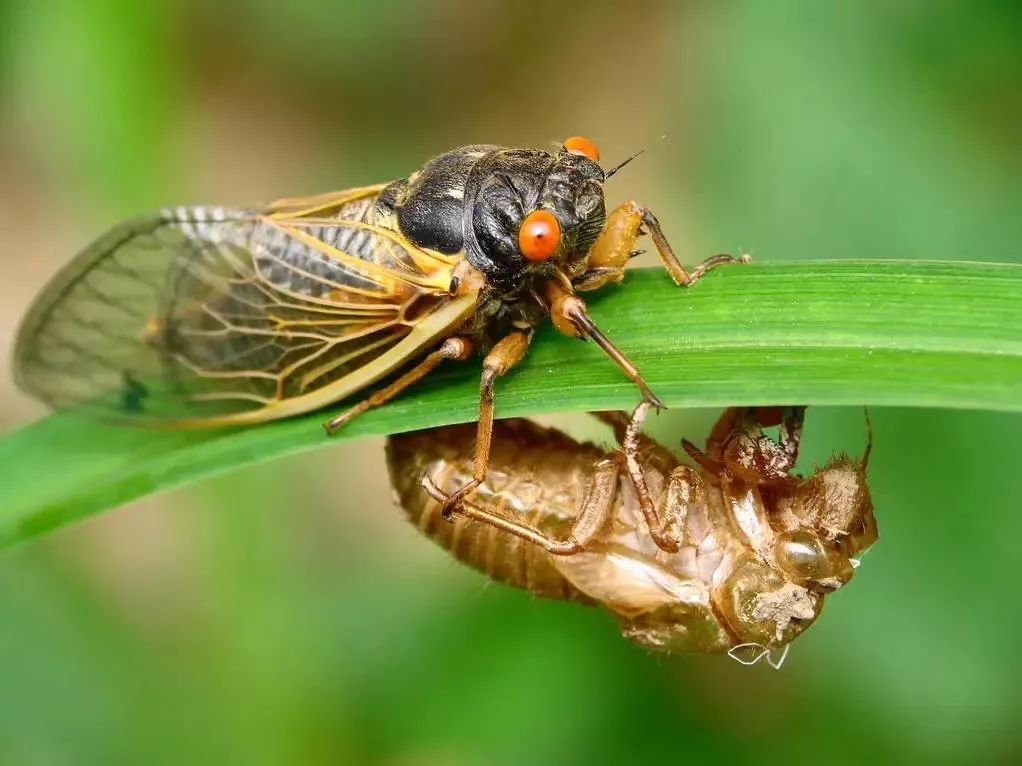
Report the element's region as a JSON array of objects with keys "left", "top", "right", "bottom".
[{"left": 774, "top": 454, "right": 878, "bottom": 591}]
